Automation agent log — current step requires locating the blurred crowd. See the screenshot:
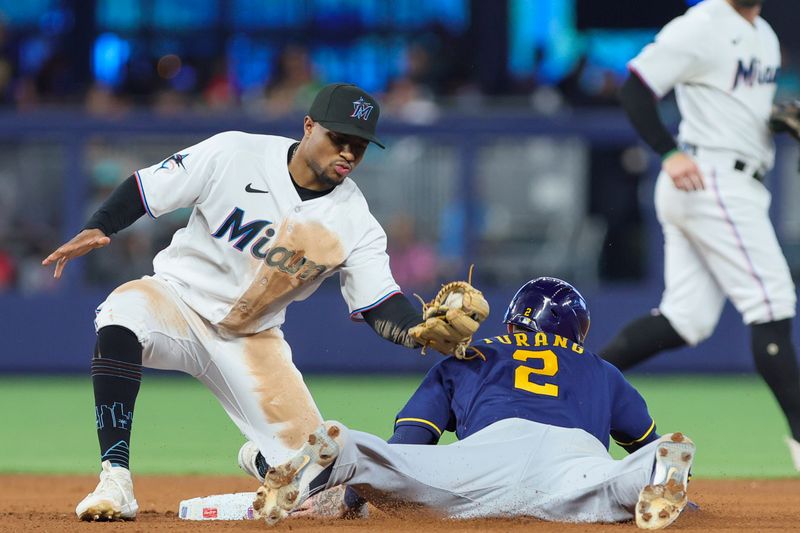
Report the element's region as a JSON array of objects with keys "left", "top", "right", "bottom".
[
  {"left": 0, "top": 24, "right": 679, "bottom": 118},
  {"left": 1, "top": 11, "right": 799, "bottom": 295},
  {"left": 0, "top": 24, "right": 648, "bottom": 294}
]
